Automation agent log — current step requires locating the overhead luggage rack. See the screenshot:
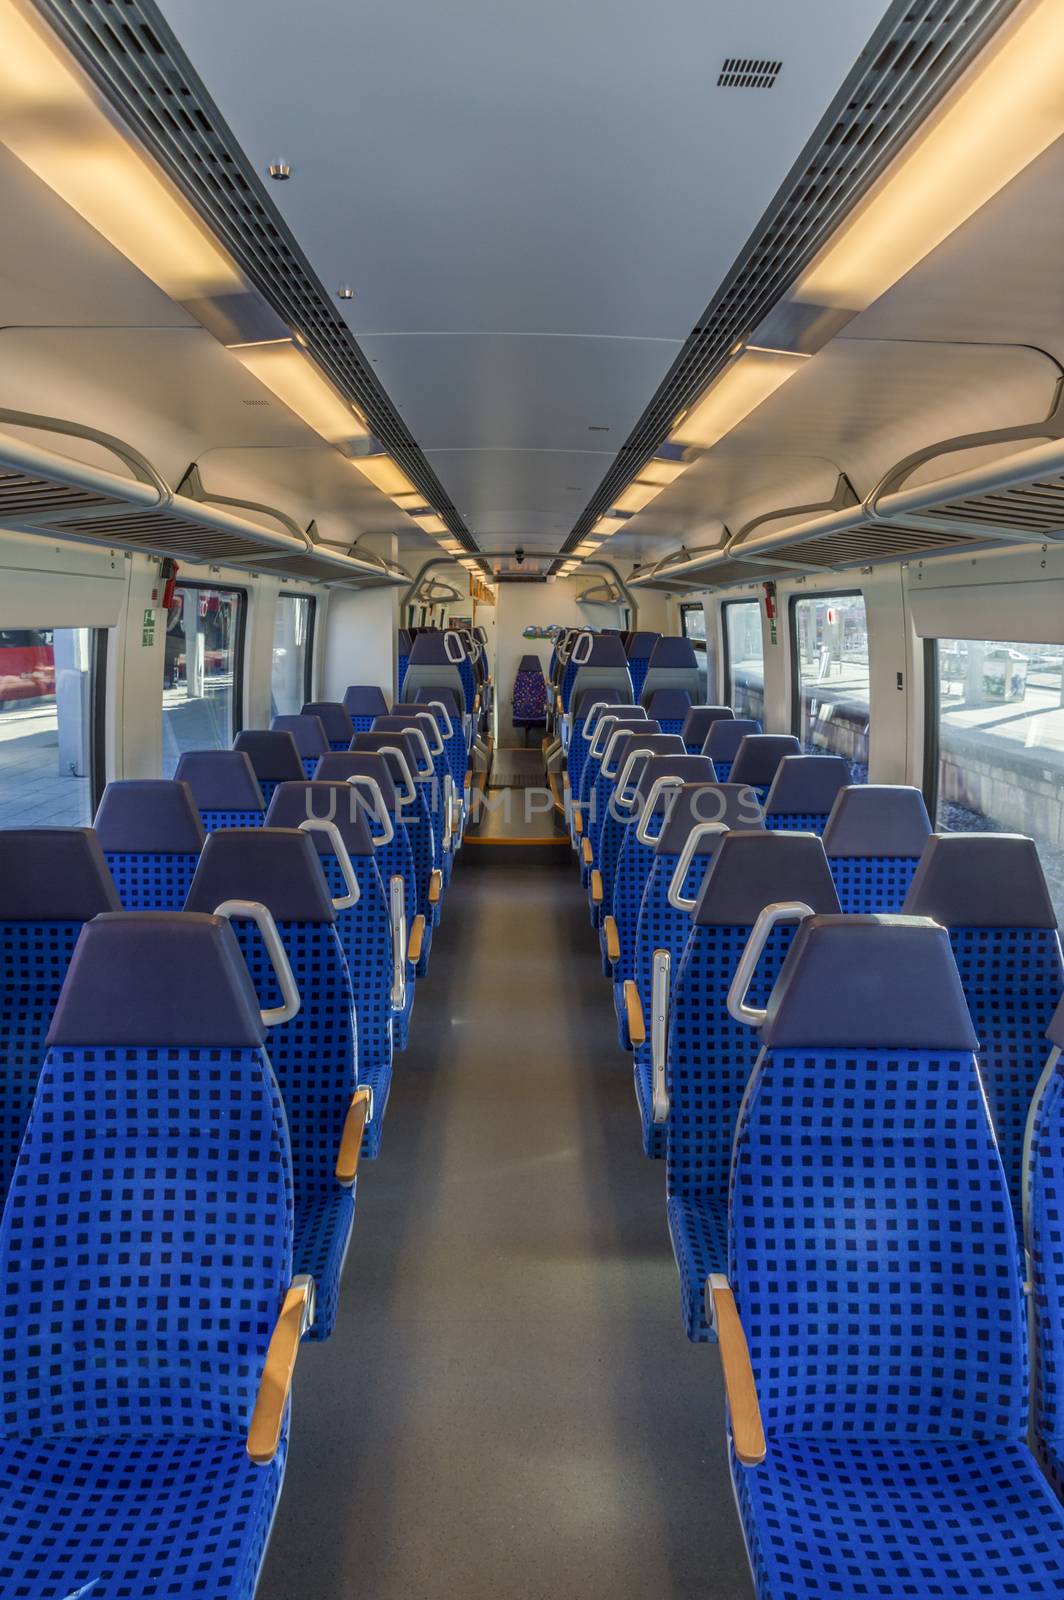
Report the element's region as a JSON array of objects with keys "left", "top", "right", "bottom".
[{"left": 0, "top": 411, "right": 407, "bottom": 585}]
